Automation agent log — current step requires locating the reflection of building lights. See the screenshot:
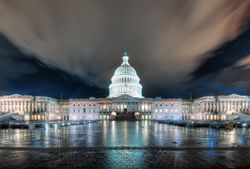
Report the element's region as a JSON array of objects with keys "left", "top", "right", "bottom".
[{"left": 229, "top": 130, "right": 236, "bottom": 144}]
